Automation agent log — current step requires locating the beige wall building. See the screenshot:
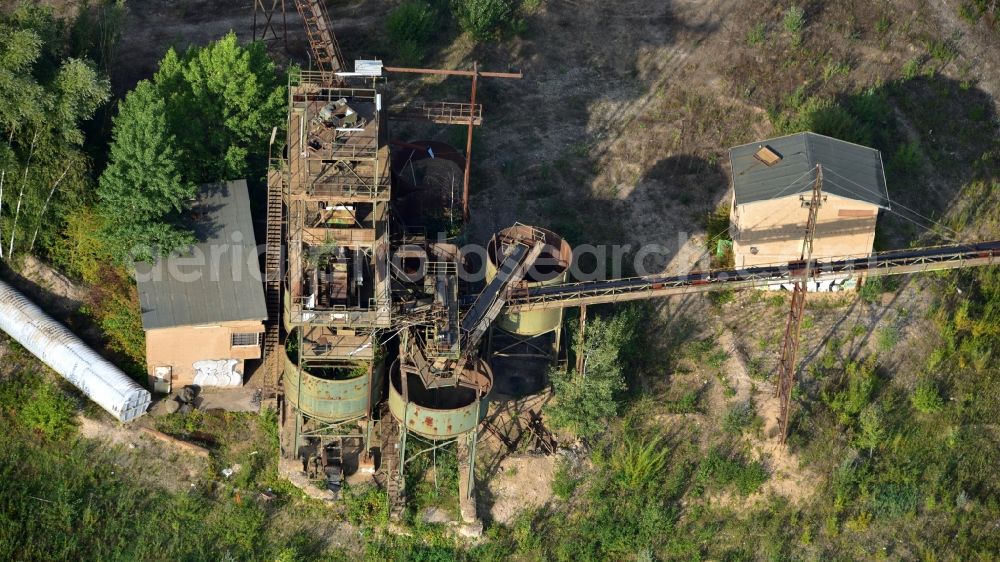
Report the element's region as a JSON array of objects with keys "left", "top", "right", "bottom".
[
  {"left": 729, "top": 133, "right": 890, "bottom": 281},
  {"left": 136, "top": 180, "right": 268, "bottom": 390}
]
